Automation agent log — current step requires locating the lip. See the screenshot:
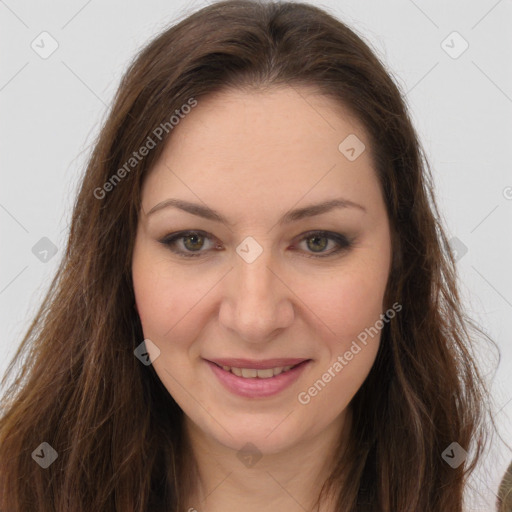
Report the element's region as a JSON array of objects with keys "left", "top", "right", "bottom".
[
  {"left": 205, "top": 358, "right": 311, "bottom": 398},
  {"left": 206, "top": 357, "right": 308, "bottom": 369}
]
